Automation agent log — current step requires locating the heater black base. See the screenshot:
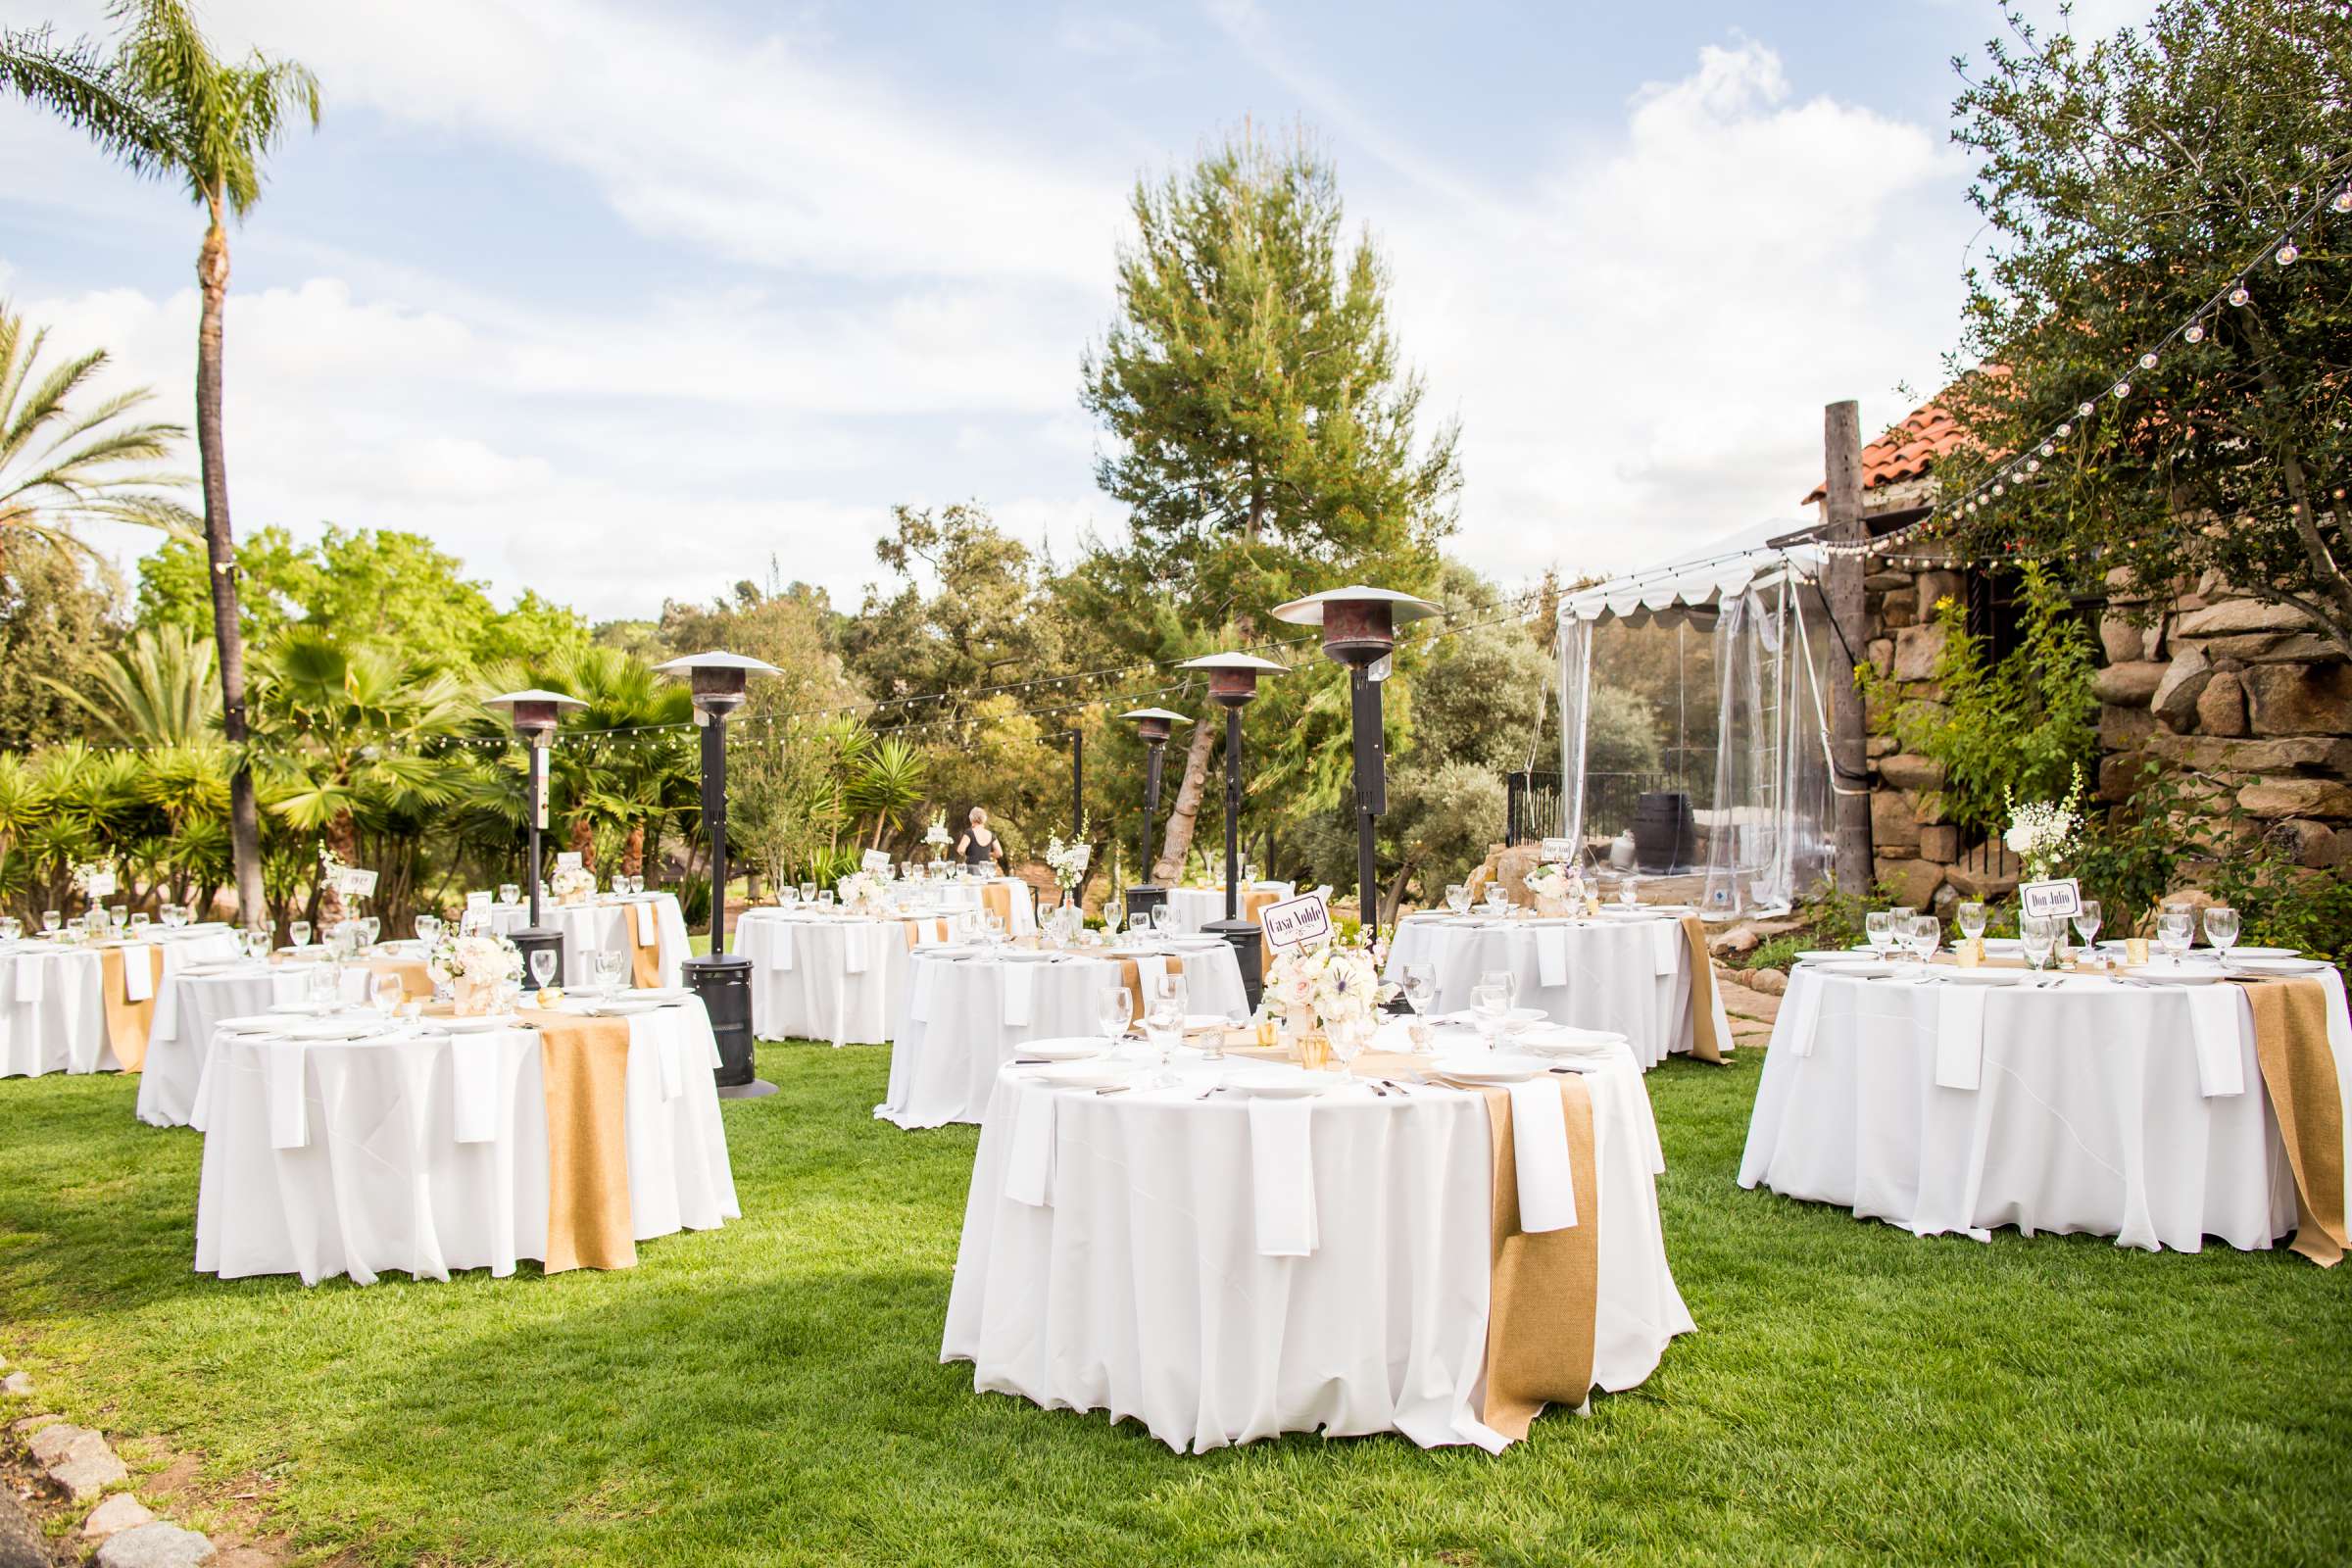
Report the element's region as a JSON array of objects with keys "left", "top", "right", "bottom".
[
  {"left": 1124, "top": 885, "right": 1170, "bottom": 928},
  {"left": 684, "top": 953, "right": 772, "bottom": 1098},
  {"left": 510, "top": 927, "right": 565, "bottom": 988},
  {"left": 1202, "top": 917, "right": 1264, "bottom": 1011}
]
